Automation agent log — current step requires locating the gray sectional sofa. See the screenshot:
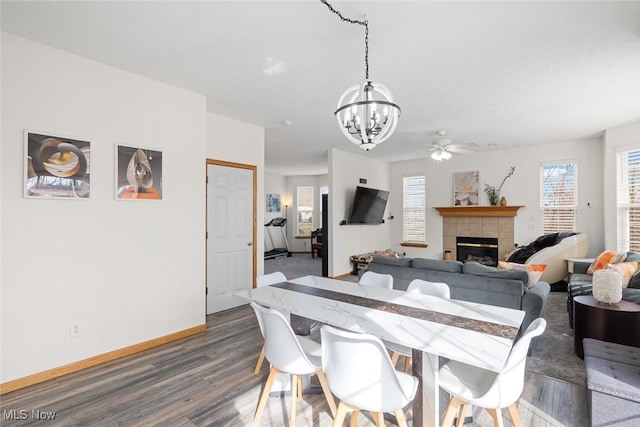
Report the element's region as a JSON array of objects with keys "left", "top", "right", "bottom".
[{"left": 363, "top": 256, "right": 550, "bottom": 338}]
